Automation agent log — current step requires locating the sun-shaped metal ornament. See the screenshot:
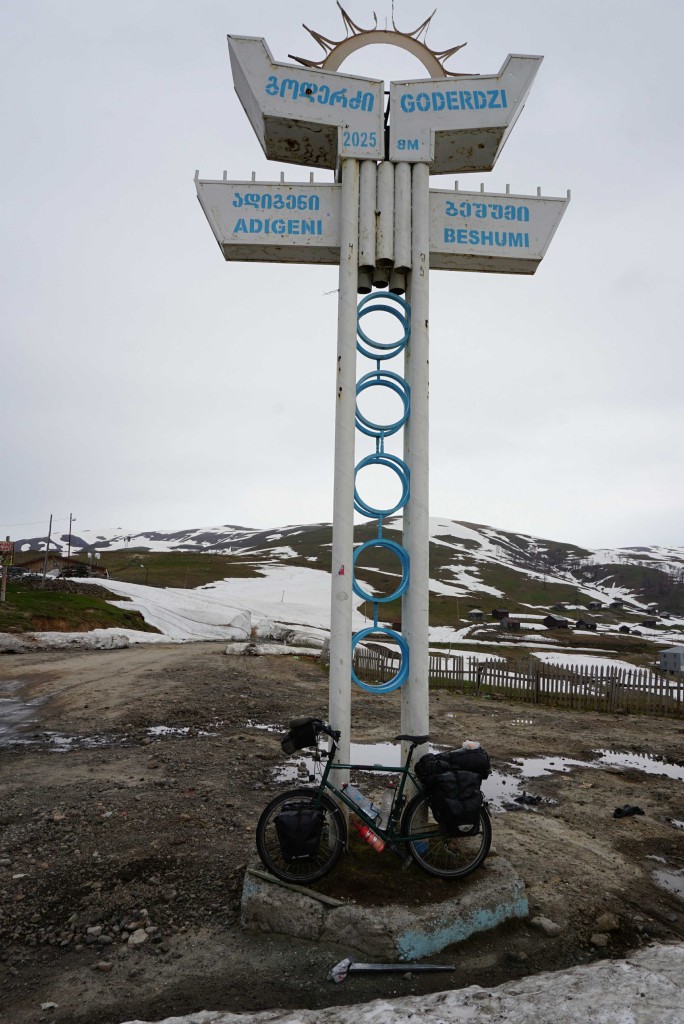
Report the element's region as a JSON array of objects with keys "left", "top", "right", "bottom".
[{"left": 289, "top": 2, "right": 467, "bottom": 78}]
